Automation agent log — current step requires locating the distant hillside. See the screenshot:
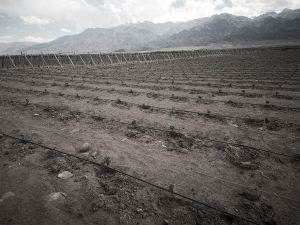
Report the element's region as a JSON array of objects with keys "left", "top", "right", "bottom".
[
  {"left": 25, "top": 26, "right": 157, "bottom": 53},
  {"left": 226, "top": 17, "right": 300, "bottom": 42},
  {"left": 1, "top": 8, "right": 300, "bottom": 54},
  {"left": 153, "top": 14, "right": 251, "bottom": 47},
  {"left": 158, "top": 12, "right": 300, "bottom": 47}
]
